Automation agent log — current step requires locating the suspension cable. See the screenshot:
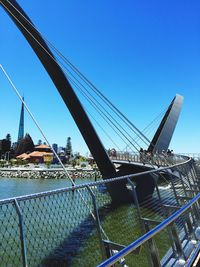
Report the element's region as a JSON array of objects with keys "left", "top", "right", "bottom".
[
  {"left": 55, "top": 63, "right": 145, "bottom": 150},
  {"left": 0, "top": 63, "right": 110, "bottom": 240},
  {"left": 133, "top": 109, "right": 166, "bottom": 145},
  {"left": 67, "top": 75, "right": 140, "bottom": 152},
  {"left": 1, "top": 0, "right": 174, "bottom": 170},
  {"left": 86, "top": 110, "right": 121, "bottom": 151},
  {"left": 4, "top": 0, "right": 151, "bottom": 147},
  {"left": 0, "top": 64, "right": 74, "bottom": 183},
  {"left": 2, "top": 0, "right": 145, "bottom": 153}
]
